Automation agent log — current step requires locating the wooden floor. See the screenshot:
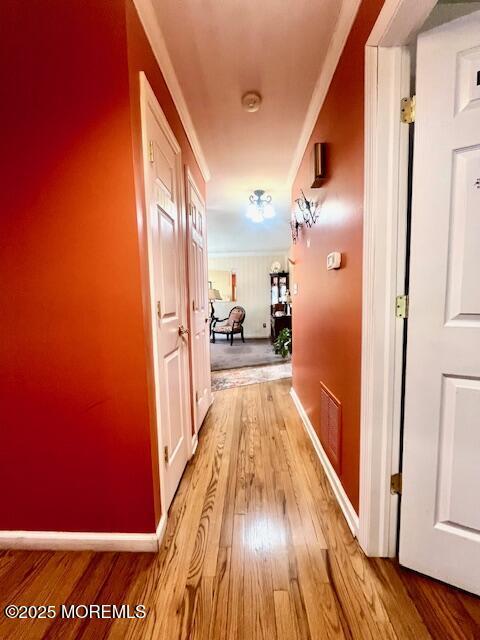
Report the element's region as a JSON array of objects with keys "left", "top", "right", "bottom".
[{"left": 1, "top": 379, "right": 479, "bottom": 639}]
